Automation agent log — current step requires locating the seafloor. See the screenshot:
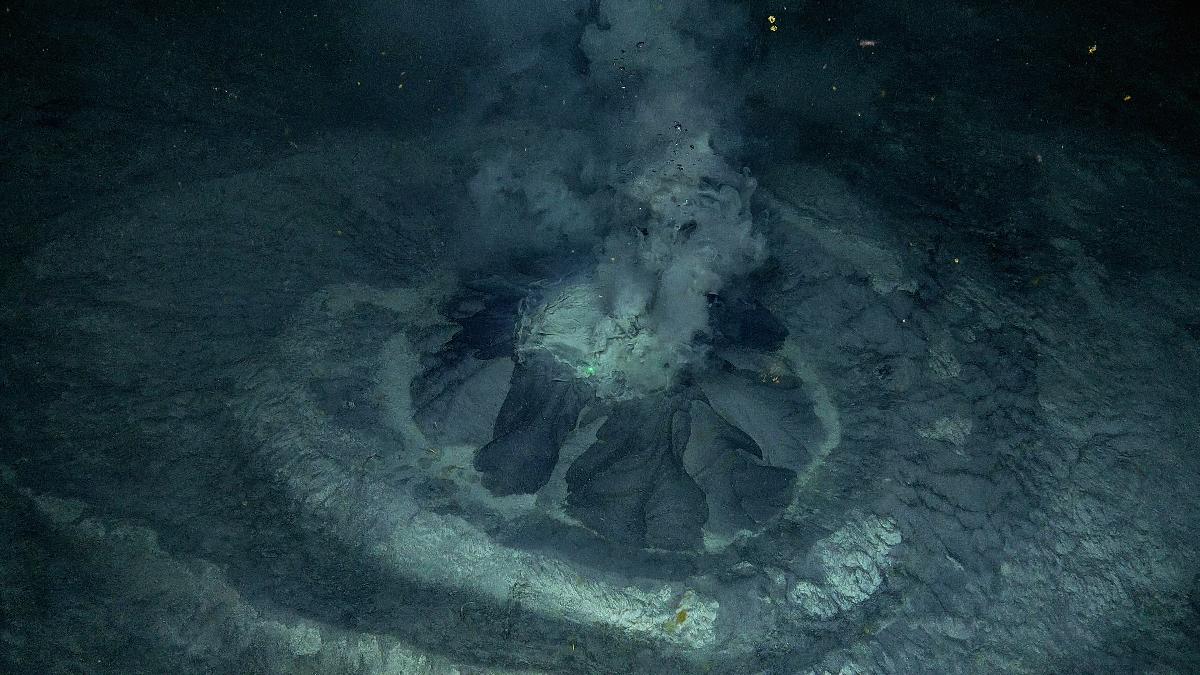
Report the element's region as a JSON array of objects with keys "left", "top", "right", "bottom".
[{"left": 2, "top": 2, "right": 1198, "bottom": 674}]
